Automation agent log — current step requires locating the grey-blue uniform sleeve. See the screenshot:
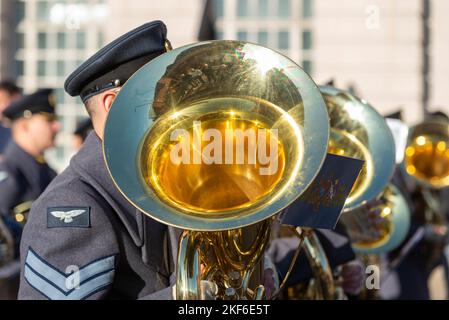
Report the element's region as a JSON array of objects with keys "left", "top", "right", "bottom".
[
  {"left": 0, "top": 167, "right": 22, "bottom": 217},
  {"left": 18, "top": 179, "right": 120, "bottom": 300}
]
